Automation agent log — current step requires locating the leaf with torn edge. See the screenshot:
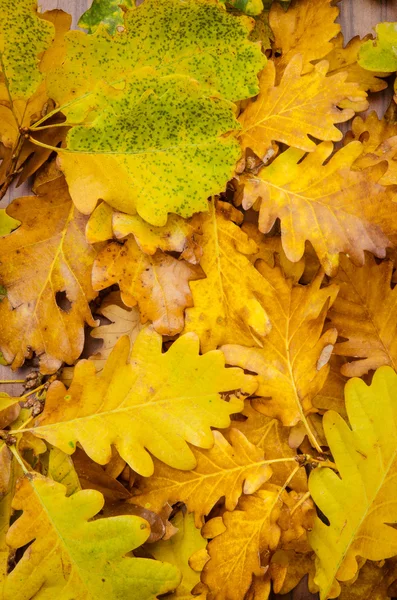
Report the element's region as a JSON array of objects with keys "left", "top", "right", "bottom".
[
  {"left": 0, "top": 175, "right": 98, "bottom": 373},
  {"left": 92, "top": 237, "right": 202, "bottom": 336}
]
